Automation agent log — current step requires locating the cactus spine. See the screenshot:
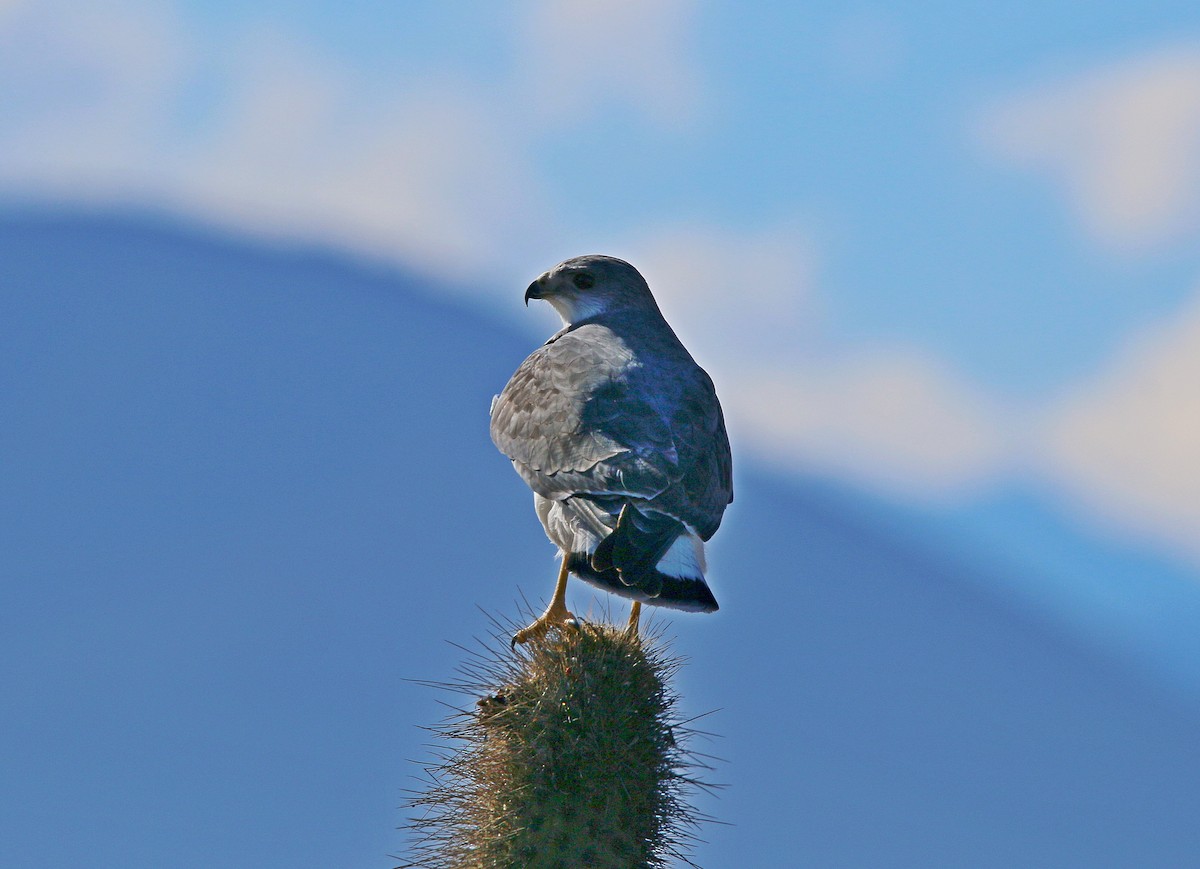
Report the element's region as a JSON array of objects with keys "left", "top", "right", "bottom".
[{"left": 405, "top": 618, "right": 711, "bottom": 868}]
